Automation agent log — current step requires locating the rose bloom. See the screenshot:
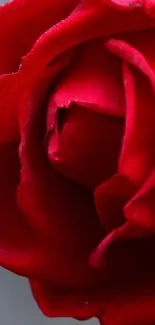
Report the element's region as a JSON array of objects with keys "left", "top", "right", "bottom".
[{"left": 1, "top": 0, "right": 155, "bottom": 323}]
